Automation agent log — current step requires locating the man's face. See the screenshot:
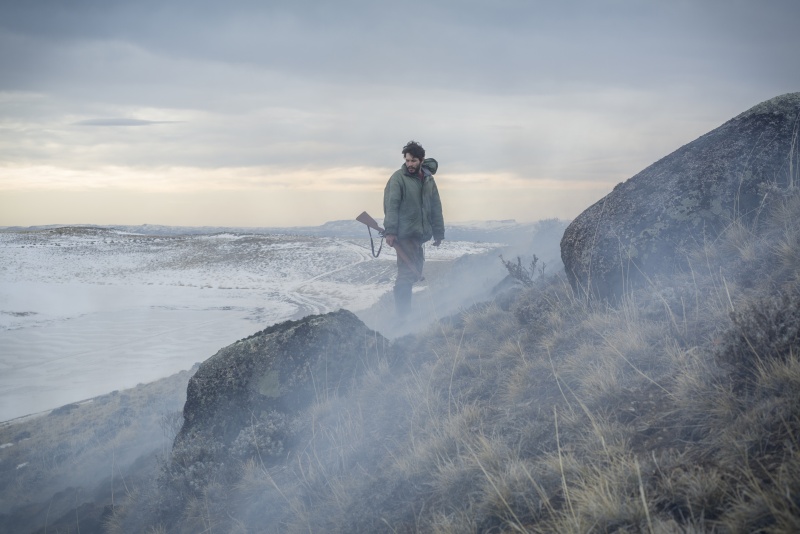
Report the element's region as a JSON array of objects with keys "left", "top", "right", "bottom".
[{"left": 404, "top": 153, "right": 422, "bottom": 174}]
